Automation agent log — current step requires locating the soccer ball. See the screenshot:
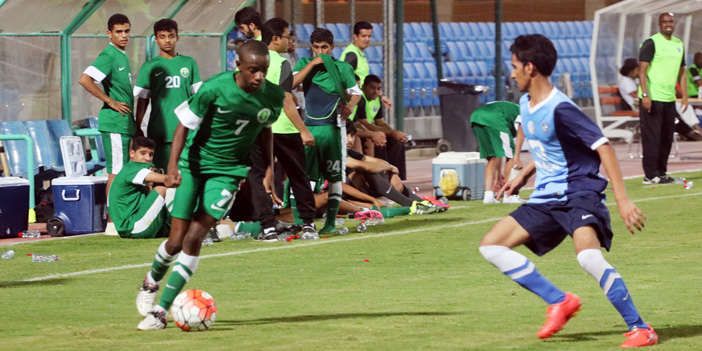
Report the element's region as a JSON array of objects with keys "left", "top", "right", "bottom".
[{"left": 170, "top": 289, "right": 217, "bottom": 332}]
